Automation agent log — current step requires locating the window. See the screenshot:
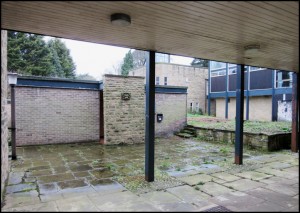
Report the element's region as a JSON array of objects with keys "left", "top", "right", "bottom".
[
  {"left": 250, "top": 66, "right": 264, "bottom": 71},
  {"left": 155, "top": 53, "right": 170, "bottom": 63},
  {"left": 189, "top": 102, "right": 193, "bottom": 113},
  {"left": 276, "top": 71, "right": 292, "bottom": 88},
  {"left": 228, "top": 67, "right": 237, "bottom": 75},
  {"left": 210, "top": 61, "right": 226, "bottom": 70},
  {"left": 211, "top": 68, "right": 226, "bottom": 77},
  {"left": 156, "top": 76, "right": 160, "bottom": 85},
  {"left": 195, "top": 103, "right": 199, "bottom": 113},
  {"left": 164, "top": 77, "right": 167, "bottom": 85}
]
